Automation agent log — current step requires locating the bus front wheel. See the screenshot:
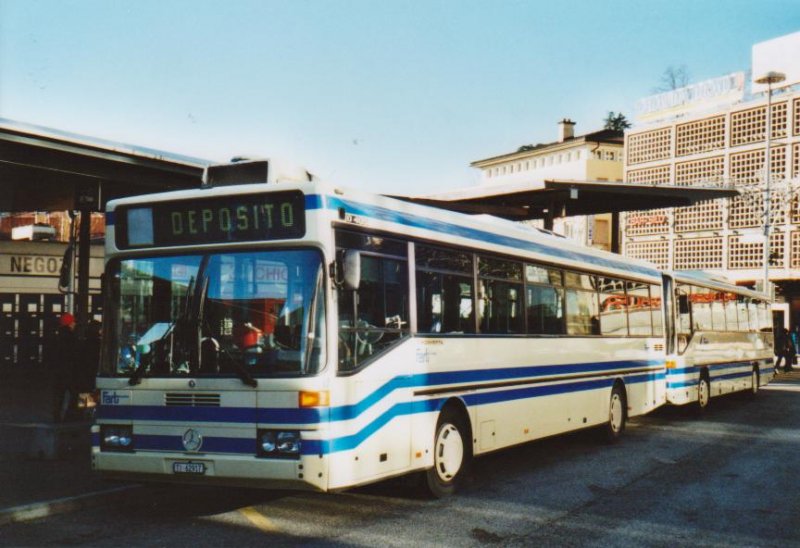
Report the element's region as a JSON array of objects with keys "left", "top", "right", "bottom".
[{"left": 424, "top": 408, "right": 471, "bottom": 498}]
